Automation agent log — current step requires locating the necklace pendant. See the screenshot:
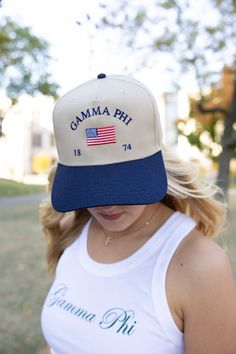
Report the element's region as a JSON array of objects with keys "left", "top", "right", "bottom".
[{"left": 105, "top": 236, "right": 112, "bottom": 246}]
